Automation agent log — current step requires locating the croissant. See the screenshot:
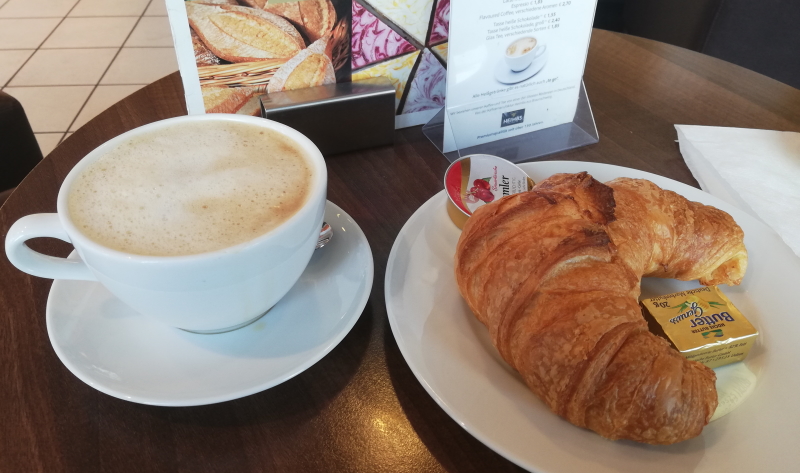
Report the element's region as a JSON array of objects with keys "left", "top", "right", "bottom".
[{"left": 454, "top": 172, "right": 747, "bottom": 444}]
